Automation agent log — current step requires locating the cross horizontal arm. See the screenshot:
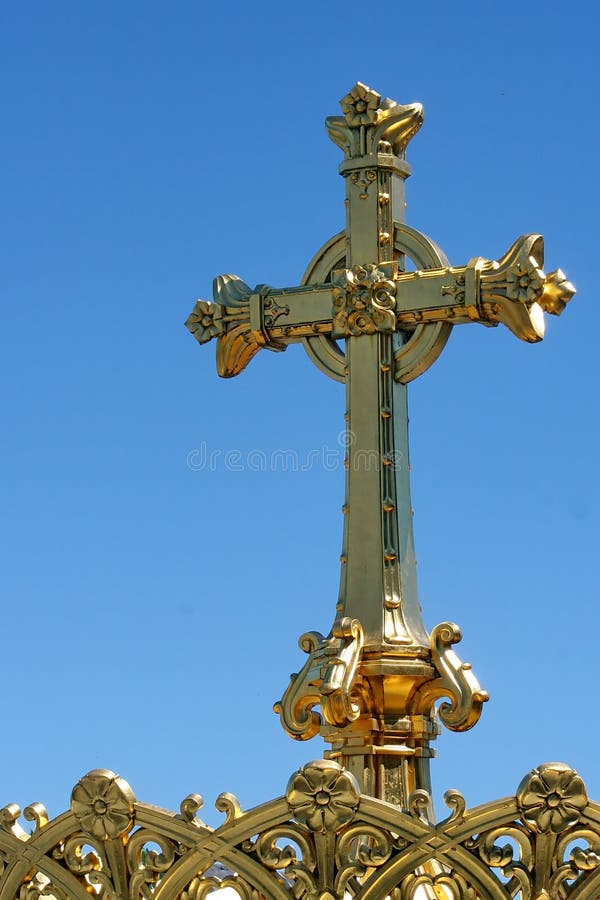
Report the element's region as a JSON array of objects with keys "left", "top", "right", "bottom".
[
  {"left": 394, "top": 233, "right": 575, "bottom": 342},
  {"left": 185, "top": 234, "right": 574, "bottom": 377},
  {"left": 185, "top": 275, "right": 336, "bottom": 377}
]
